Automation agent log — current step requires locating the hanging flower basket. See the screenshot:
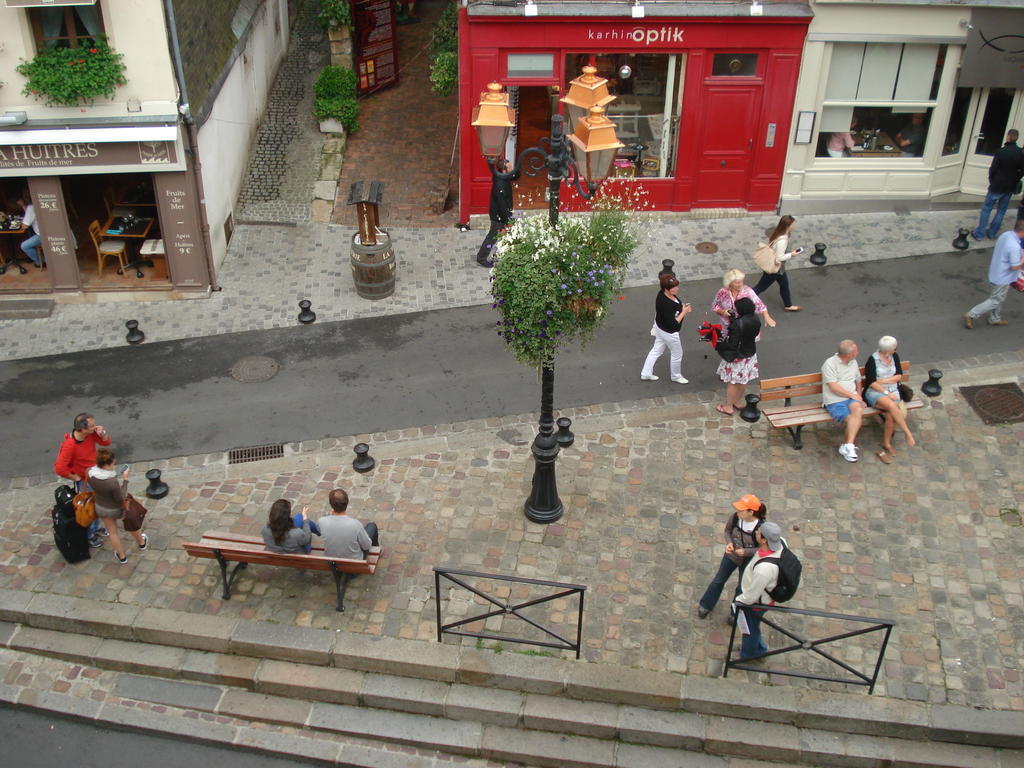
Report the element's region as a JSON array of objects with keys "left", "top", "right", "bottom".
[{"left": 16, "top": 39, "right": 127, "bottom": 107}]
